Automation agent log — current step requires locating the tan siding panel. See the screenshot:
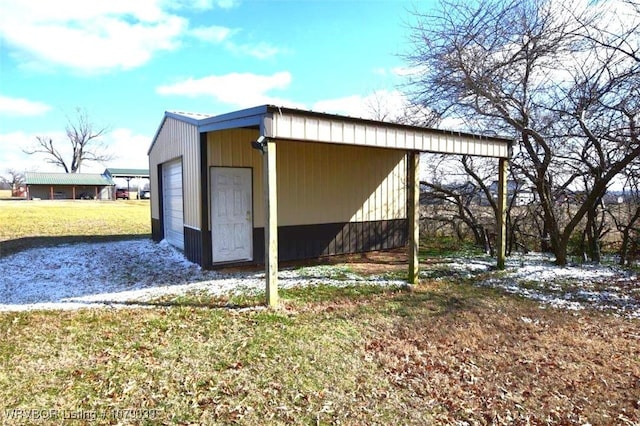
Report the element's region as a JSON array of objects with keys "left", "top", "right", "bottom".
[
  {"left": 207, "top": 129, "right": 263, "bottom": 228},
  {"left": 270, "top": 112, "right": 510, "bottom": 158},
  {"left": 277, "top": 141, "right": 406, "bottom": 226},
  {"left": 149, "top": 117, "right": 200, "bottom": 228},
  {"left": 207, "top": 129, "right": 407, "bottom": 228}
]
